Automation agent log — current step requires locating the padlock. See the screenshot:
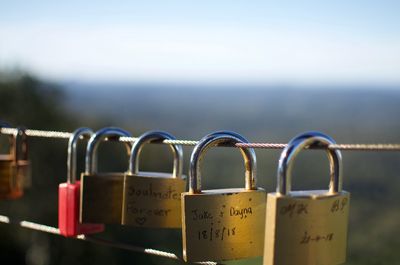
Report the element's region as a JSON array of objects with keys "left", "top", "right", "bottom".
[
  {"left": 0, "top": 125, "right": 31, "bottom": 199},
  {"left": 121, "top": 130, "right": 186, "bottom": 228},
  {"left": 15, "top": 128, "right": 32, "bottom": 191},
  {"left": 80, "top": 127, "right": 132, "bottom": 224},
  {"left": 264, "top": 131, "right": 350, "bottom": 265},
  {"left": 181, "top": 131, "right": 266, "bottom": 262},
  {"left": 58, "top": 128, "right": 105, "bottom": 237},
  {"left": 0, "top": 123, "right": 15, "bottom": 199}
]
